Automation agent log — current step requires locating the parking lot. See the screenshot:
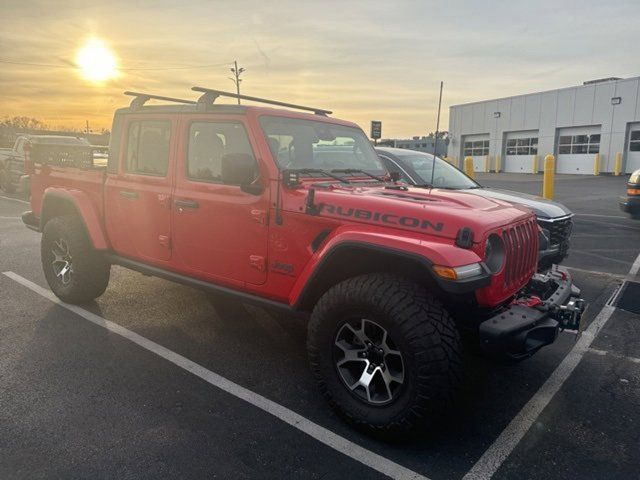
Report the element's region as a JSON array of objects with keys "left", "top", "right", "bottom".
[{"left": 1, "top": 173, "right": 639, "bottom": 480}]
